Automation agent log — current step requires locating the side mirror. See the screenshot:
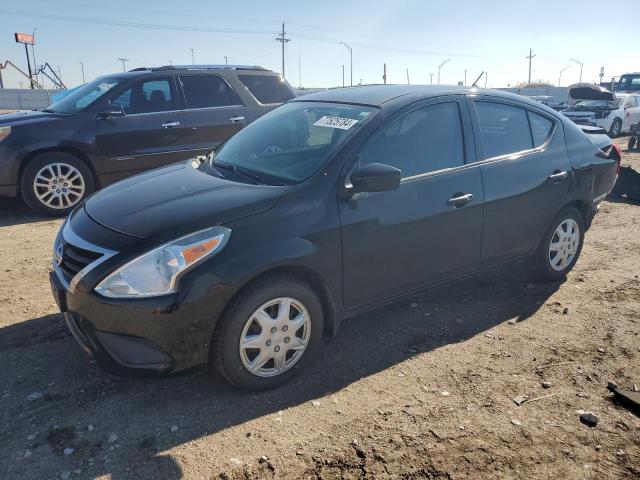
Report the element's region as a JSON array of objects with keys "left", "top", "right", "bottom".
[
  {"left": 350, "top": 163, "right": 401, "bottom": 194},
  {"left": 98, "top": 105, "right": 125, "bottom": 119}
]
